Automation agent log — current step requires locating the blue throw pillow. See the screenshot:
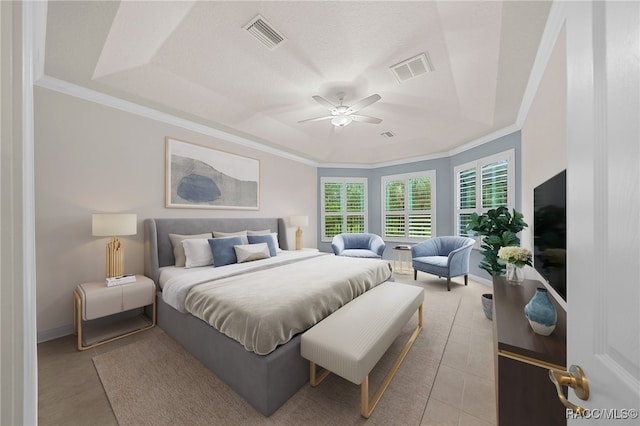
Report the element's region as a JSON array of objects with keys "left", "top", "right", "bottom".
[
  {"left": 247, "top": 234, "right": 277, "bottom": 257},
  {"left": 208, "top": 236, "right": 243, "bottom": 267}
]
